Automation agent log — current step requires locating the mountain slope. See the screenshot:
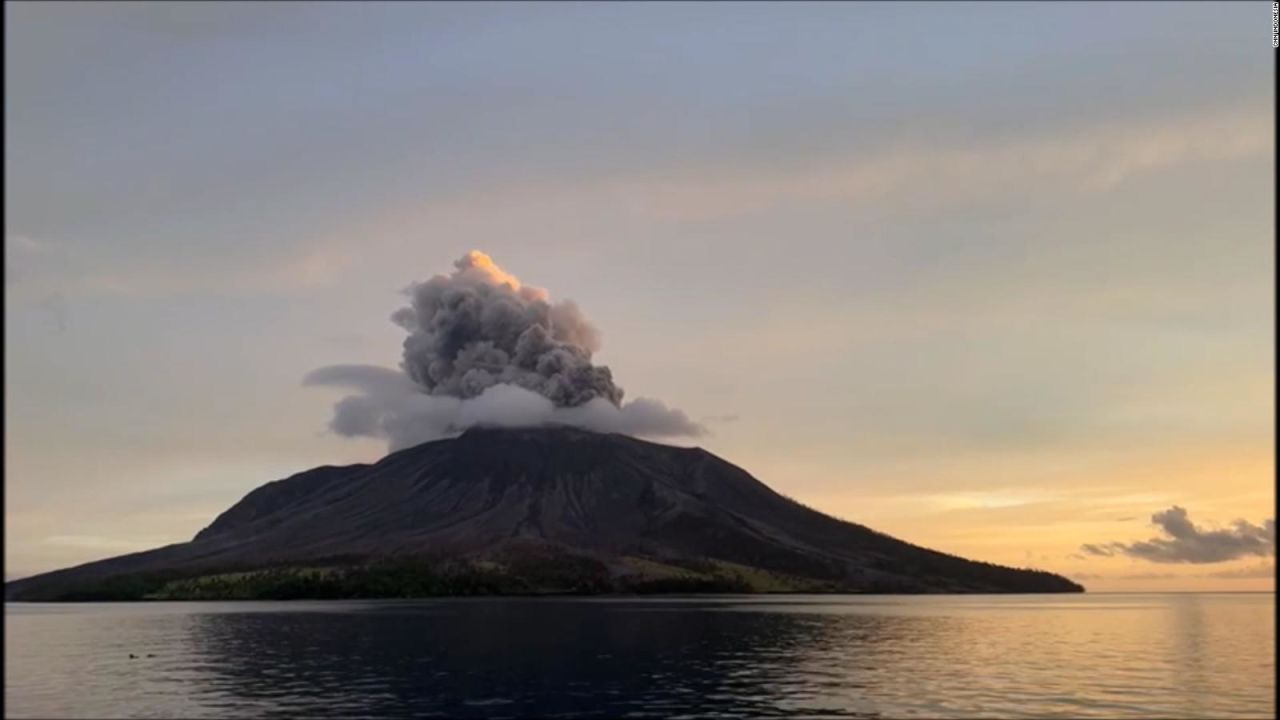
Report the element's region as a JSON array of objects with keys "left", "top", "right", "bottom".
[{"left": 5, "top": 427, "right": 1082, "bottom": 599}]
